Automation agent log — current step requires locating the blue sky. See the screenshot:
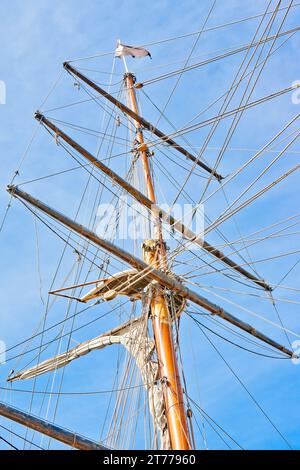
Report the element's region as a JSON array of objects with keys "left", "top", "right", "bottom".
[{"left": 0, "top": 0, "right": 300, "bottom": 450}]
